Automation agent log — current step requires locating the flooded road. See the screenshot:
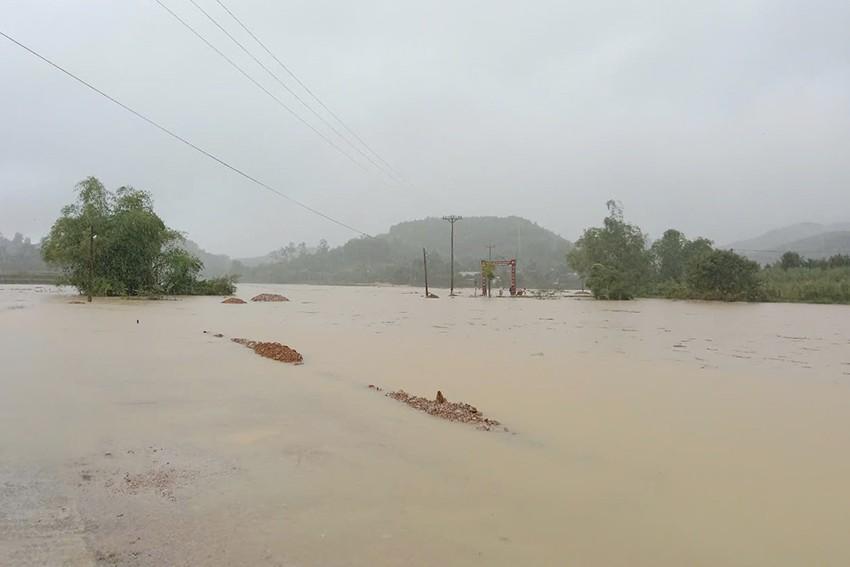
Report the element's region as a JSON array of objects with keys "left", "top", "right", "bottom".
[{"left": 2, "top": 284, "right": 850, "bottom": 566}]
